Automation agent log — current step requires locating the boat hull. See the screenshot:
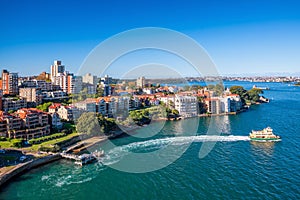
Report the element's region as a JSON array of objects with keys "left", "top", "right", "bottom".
[{"left": 250, "top": 137, "right": 281, "bottom": 142}]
